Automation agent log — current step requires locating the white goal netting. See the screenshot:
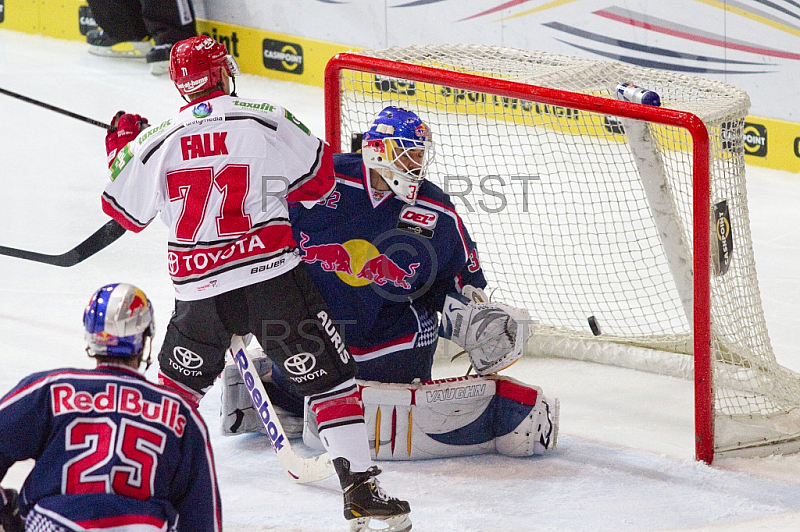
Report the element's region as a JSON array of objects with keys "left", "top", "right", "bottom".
[{"left": 329, "top": 44, "right": 800, "bottom": 459}]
